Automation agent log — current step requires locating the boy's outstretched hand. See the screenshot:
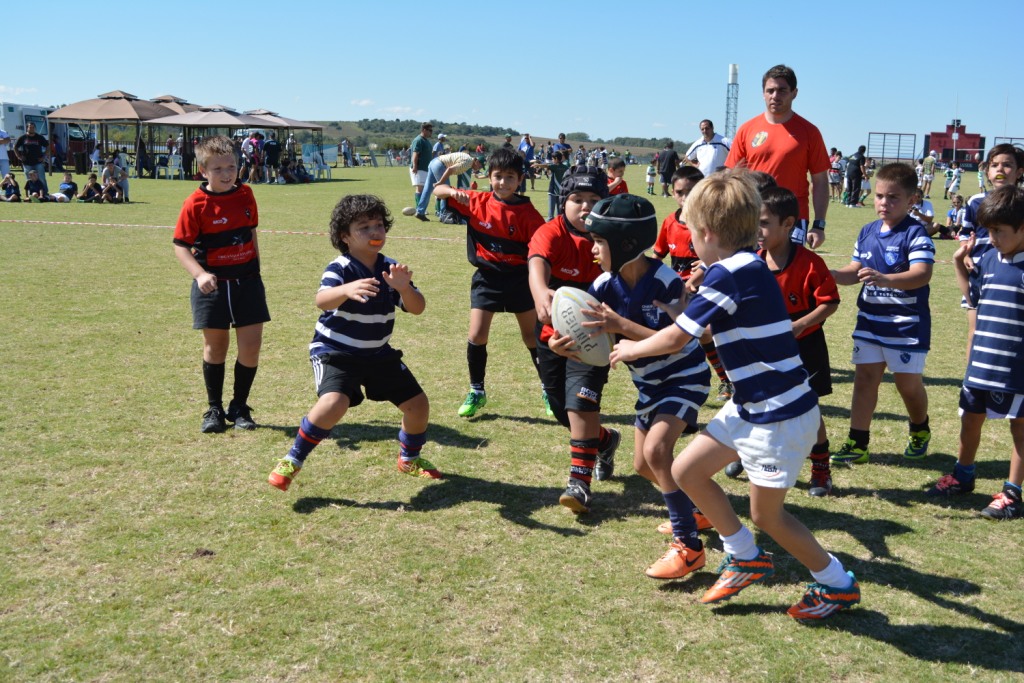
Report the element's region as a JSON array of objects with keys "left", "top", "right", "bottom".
[
  {"left": 341, "top": 277, "right": 380, "bottom": 303},
  {"left": 382, "top": 263, "right": 413, "bottom": 291}
]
